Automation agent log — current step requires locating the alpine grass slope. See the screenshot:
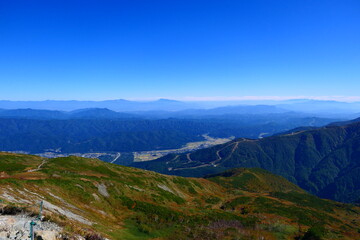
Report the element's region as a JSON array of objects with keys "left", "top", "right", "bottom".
[{"left": 0, "top": 153, "right": 359, "bottom": 239}]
